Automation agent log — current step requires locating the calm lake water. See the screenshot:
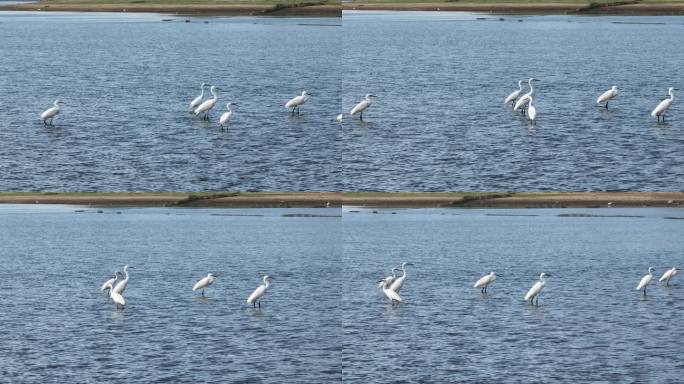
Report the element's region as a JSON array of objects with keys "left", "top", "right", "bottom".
[
  {"left": 0, "top": 206, "right": 341, "bottom": 382},
  {"left": 0, "top": 12, "right": 341, "bottom": 191},
  {"left": 341, "top": 12, "right": 684, "bottom": 191},
  {"left": 342, "top": 207, "right": 684, "bottom": 383}
]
